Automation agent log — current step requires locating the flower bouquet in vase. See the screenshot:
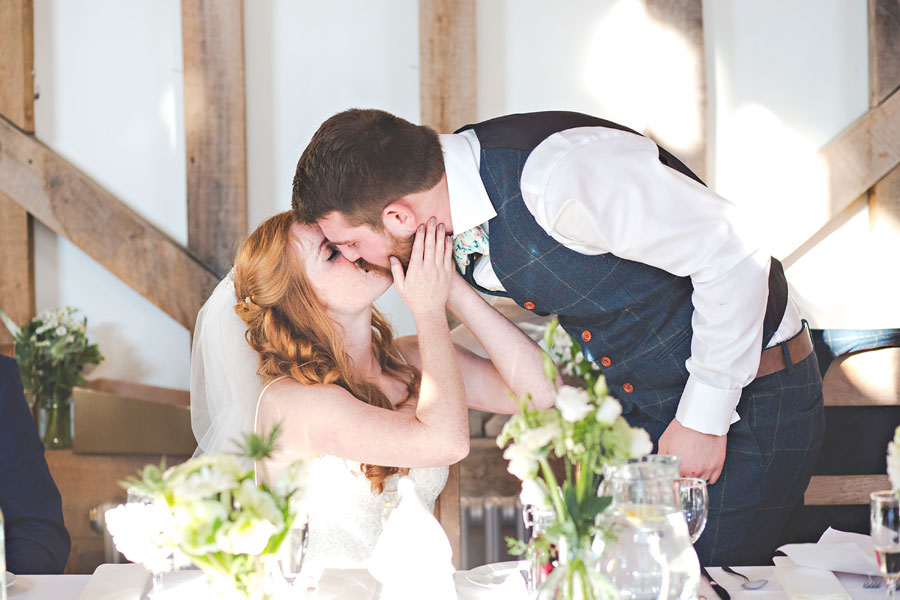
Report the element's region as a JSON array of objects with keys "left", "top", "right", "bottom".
[
  {"left": 105, "top": 427, "right": 306, "bottom": 600},
  {"left": 499, "top": 319, "right": 653, "bottom": 600},
  {"left": 0, "top": 305, "right": 103, "bottom": 448}
]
